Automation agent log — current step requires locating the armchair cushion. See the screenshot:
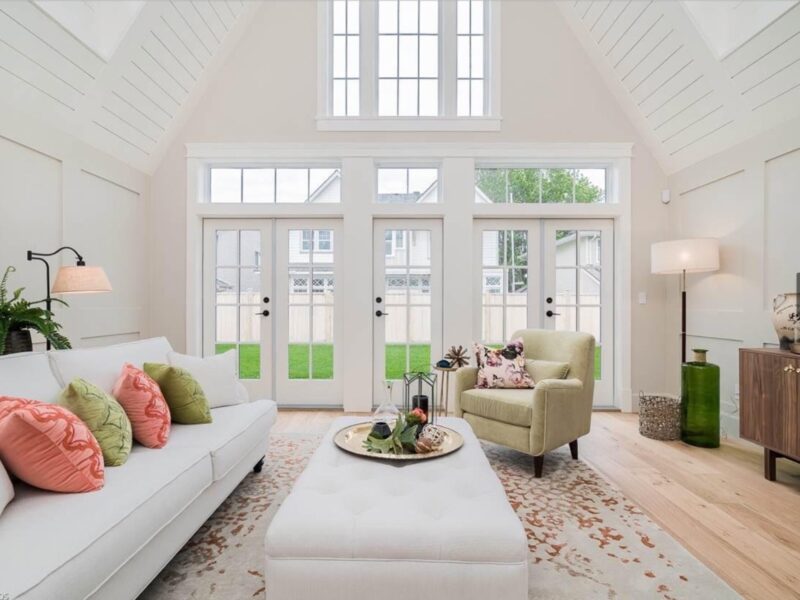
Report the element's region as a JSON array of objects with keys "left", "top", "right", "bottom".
[
  {"left": 525, "top": 360, "right": 570, "bottom": 383},
  {"left": 460, "top": 388, "right": 535, "bottom": 427}
]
